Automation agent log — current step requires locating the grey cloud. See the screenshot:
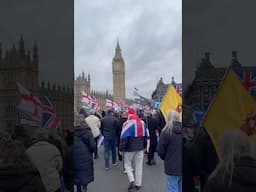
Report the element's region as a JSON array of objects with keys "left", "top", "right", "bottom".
[
  {"left": 75, "top": 0, "right": 181, "bottom": 99},
  {"left": 183, "top": 0, "right": 256, "bottom": 88}
]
